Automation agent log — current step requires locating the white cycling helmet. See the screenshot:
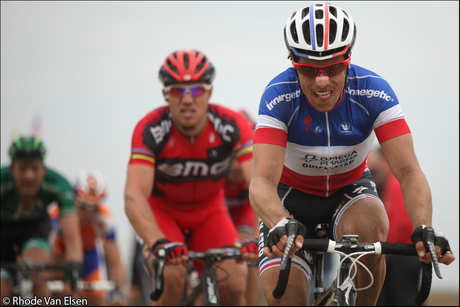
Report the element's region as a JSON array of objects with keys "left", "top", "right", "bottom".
[
  {"left": 74, "top": 169, "right": 107, "bottom": 208},
  {"left": 284, "top": 3, "right": 356, "bottom": 60}
]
